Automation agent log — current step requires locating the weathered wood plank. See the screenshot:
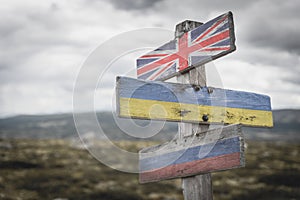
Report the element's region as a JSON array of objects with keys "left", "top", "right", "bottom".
[
  {"left": 116, "top": 76, "right": 273, "bottom": 127},
  {"left": 139, "top": 124, "right": 245, "bottom": 183},
  {"left": 136, "top": 12, "right": 236, "bottom": 81},
  {"left": 180, "top": 64, "right": 213, "bottom": 200}
]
